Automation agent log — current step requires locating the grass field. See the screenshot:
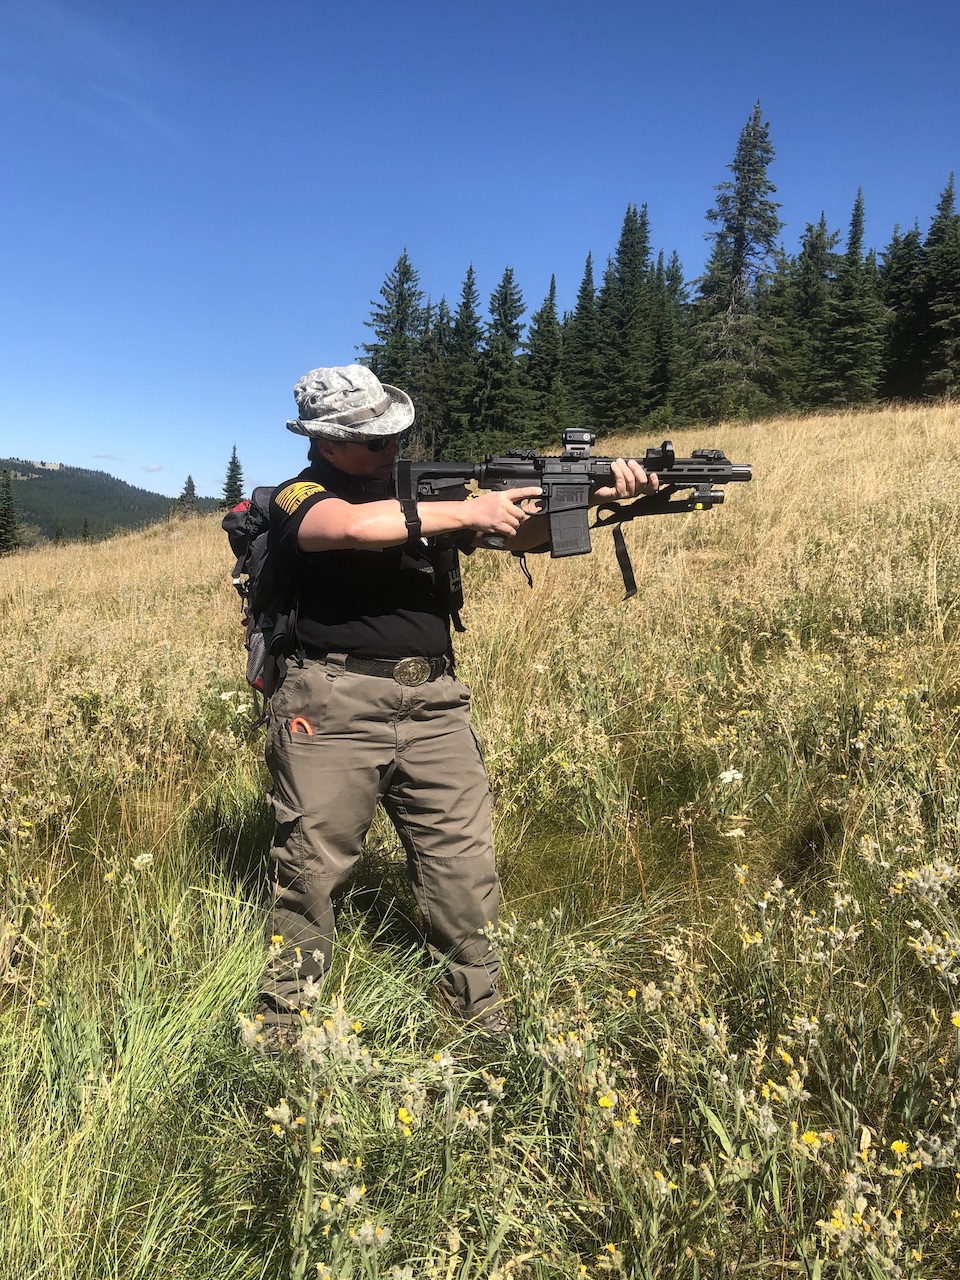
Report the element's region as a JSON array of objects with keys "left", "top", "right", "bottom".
[{"left": 2, "top": 405, "right": 960, "bottom": 1278}]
